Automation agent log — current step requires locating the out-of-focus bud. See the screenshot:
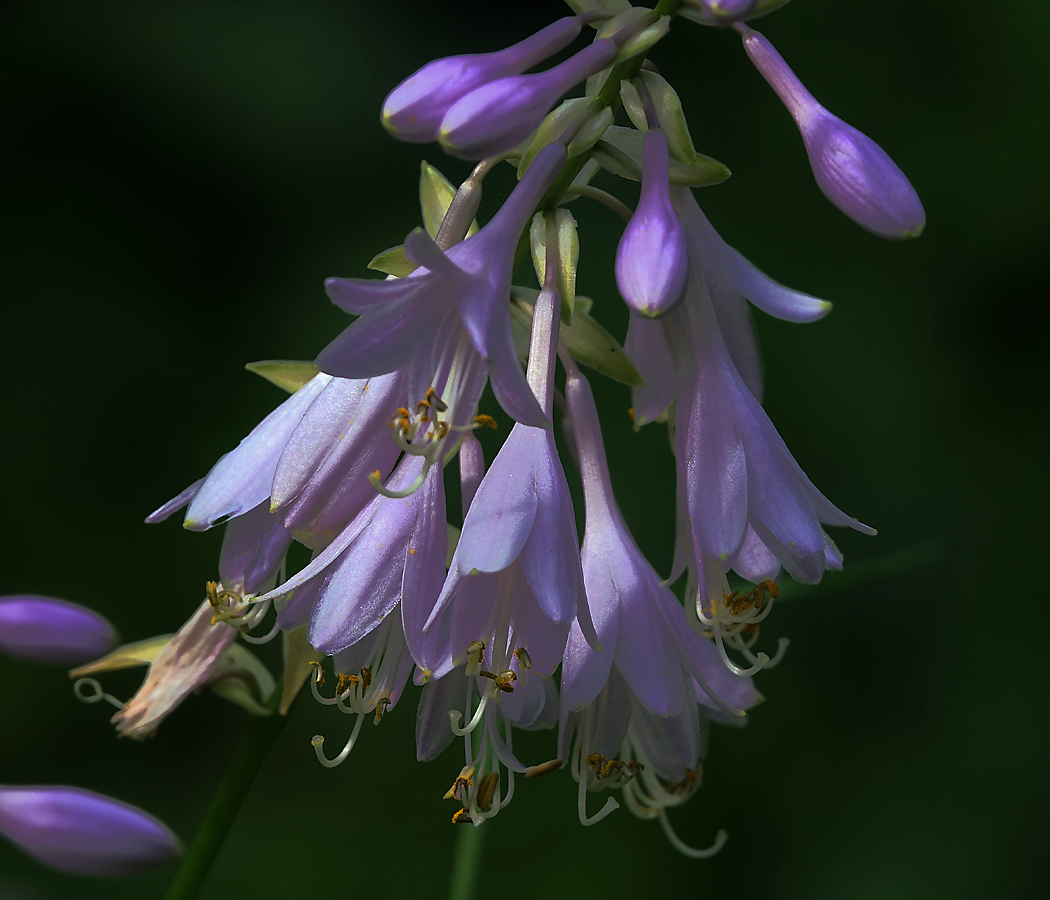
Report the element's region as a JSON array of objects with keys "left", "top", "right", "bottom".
[
  {"left": 680, "top": 0, "right": 789, "bottom": 24},
  {"left": 382, "top": 17, "right": 584, "bottom": 142},
  {"left": 739, "top": 26, "right": 925, "bottom": 239},
  {"left": 615, "top": 129, "right": 689, "bottom": 317},
  {"left": 0, "top": 595, "right": 116, "bottom": 665},
  {"left": 439, "top": 40, "right": 618, "bottom": 160},
  {"left": 0, "top": 785, "right": 182, "bottom": 877}
]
